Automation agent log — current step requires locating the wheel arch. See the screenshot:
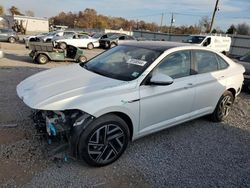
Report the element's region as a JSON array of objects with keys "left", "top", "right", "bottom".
[
  {"left": 227, "top": 88, "right": 236, "bottom": 97},
  {"left": 94, "top": 110, "right": 134, "bottom": 141},
  {"left": 112, "top": 112, "right": 133, "bottom": 141}
]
